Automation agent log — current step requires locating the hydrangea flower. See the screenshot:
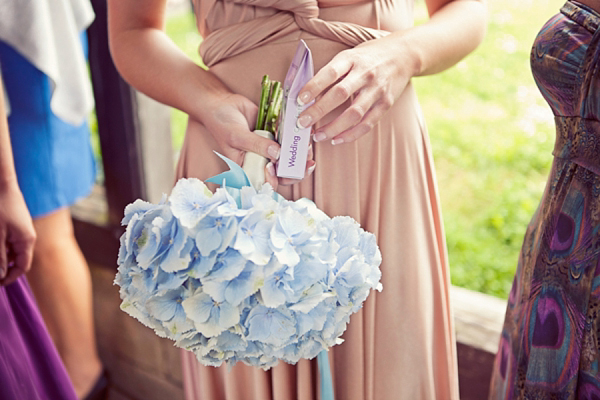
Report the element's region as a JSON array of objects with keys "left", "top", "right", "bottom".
[{"left": 116, "top": 162, "right": 383, "bottom": 369}]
